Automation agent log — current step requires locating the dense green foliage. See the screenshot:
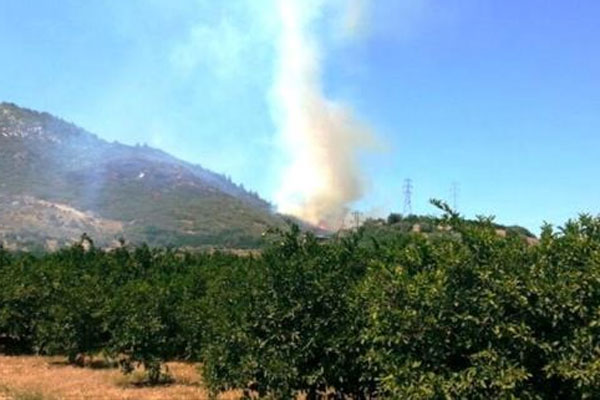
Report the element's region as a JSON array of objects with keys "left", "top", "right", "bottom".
[{"left": 2, "top": 204, "right": 600, "bottom": 398}]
